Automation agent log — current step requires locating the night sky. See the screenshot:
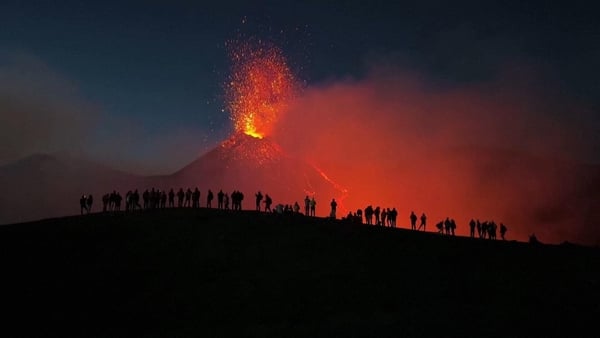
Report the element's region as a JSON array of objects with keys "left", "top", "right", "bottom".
[{"left": 1, "top": 0, "right": 599, "bottom": 174}]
